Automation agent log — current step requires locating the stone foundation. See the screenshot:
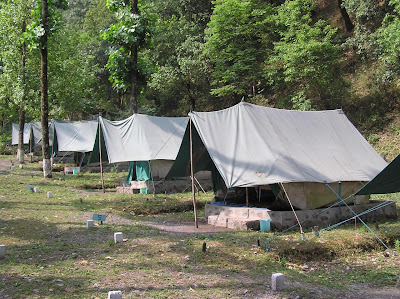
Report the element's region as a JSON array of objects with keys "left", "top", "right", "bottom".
[{"left": 205, "top": 201, "right": 398, "bottom": 230}]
